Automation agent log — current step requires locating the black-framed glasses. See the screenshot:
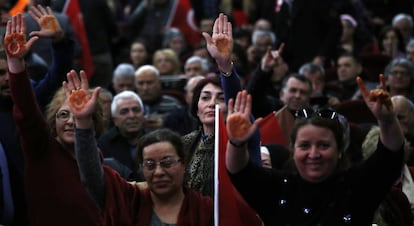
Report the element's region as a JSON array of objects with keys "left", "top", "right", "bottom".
[
  {"left": 142, "top": 156, "right": 181, "bottom": 171},
  {"left": 294, "top": 108, "right": 338, "bottom": 120},
  {"left": 56, "top": 110, "right": 73, "bottom": 121}
]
